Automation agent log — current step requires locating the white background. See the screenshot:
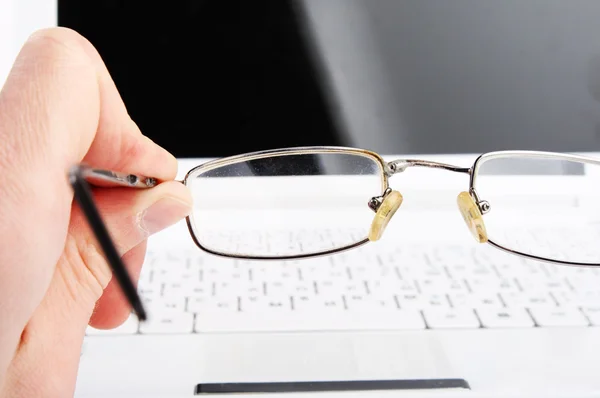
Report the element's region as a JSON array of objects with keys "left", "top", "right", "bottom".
[{"left": 0, "top": 0, "right": 56, "bottom": 86}]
